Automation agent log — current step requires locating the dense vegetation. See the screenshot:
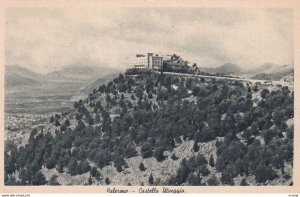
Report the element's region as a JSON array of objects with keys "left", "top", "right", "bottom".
[{"left": 4, "top": 72, "right": 293, "bottom": 185}]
